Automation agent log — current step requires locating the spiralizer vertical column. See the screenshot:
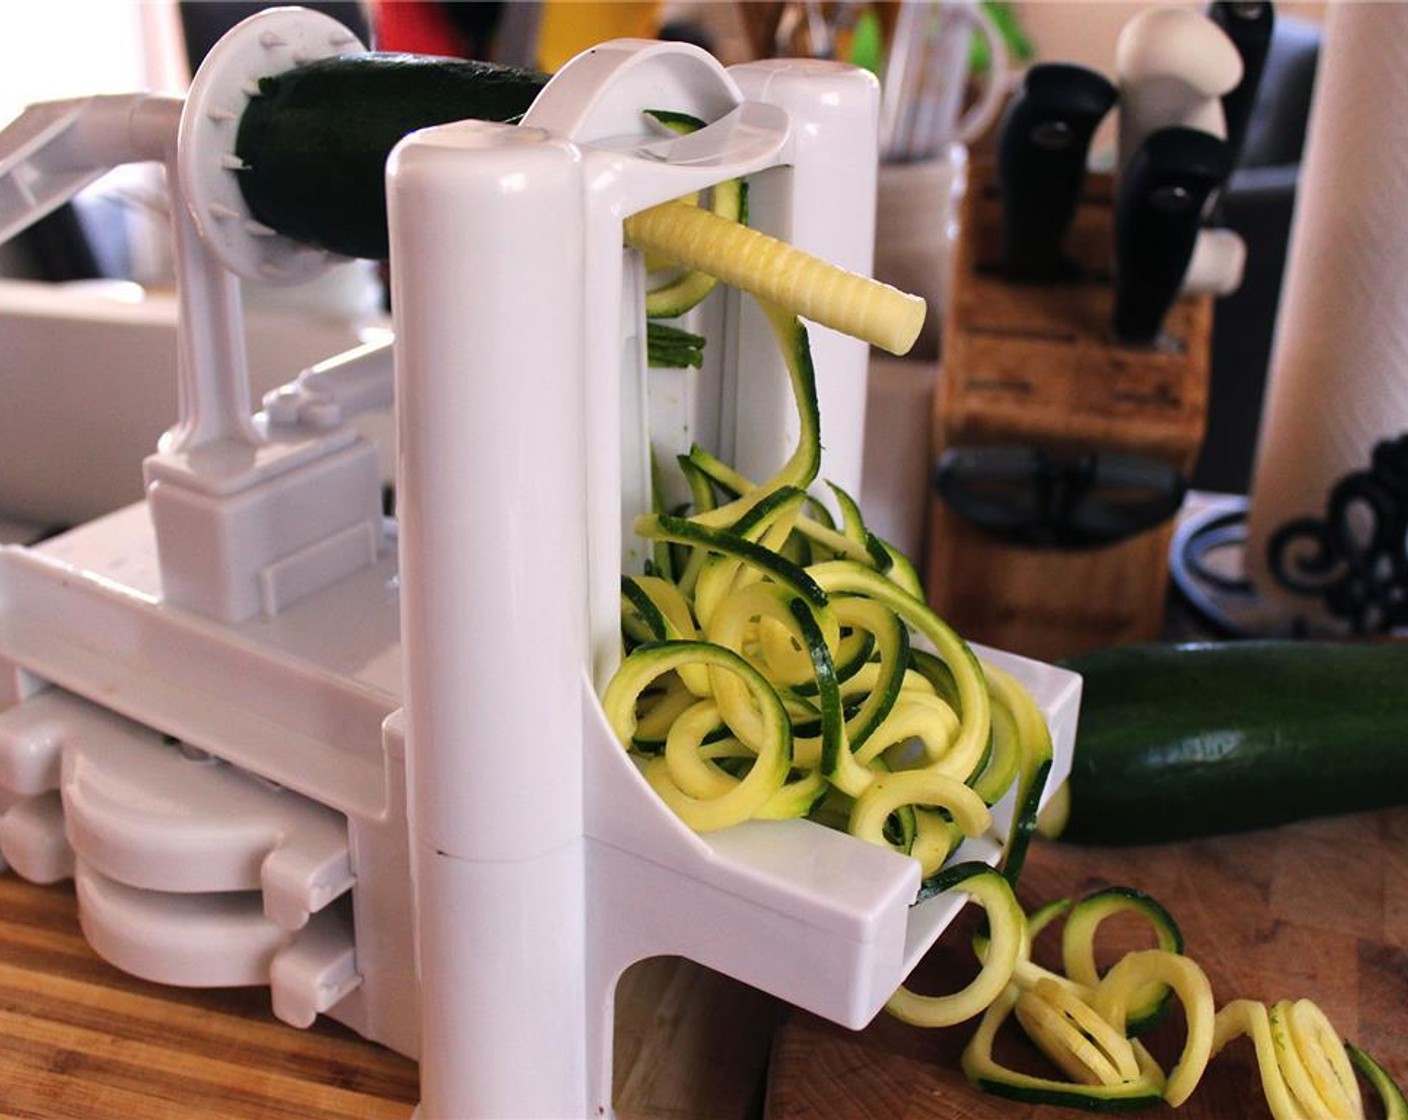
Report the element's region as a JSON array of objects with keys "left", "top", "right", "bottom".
[{"left": 388, "top": 120, "right": 590, "bottom": 1118}]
